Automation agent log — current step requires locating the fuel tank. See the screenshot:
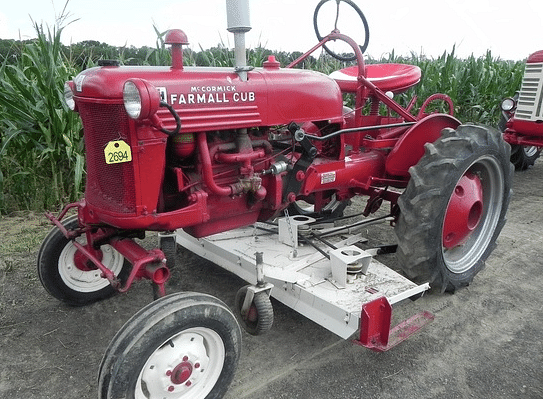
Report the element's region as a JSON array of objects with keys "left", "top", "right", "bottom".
[{"left": 72, "top": 63, "right": 344, "bottom": 131}]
